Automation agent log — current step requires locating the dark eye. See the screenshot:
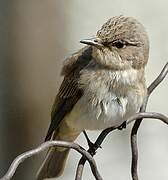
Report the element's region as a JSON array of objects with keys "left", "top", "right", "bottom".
[{"left": 113, "top": 41, "right": 125, "bottom": 48}]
